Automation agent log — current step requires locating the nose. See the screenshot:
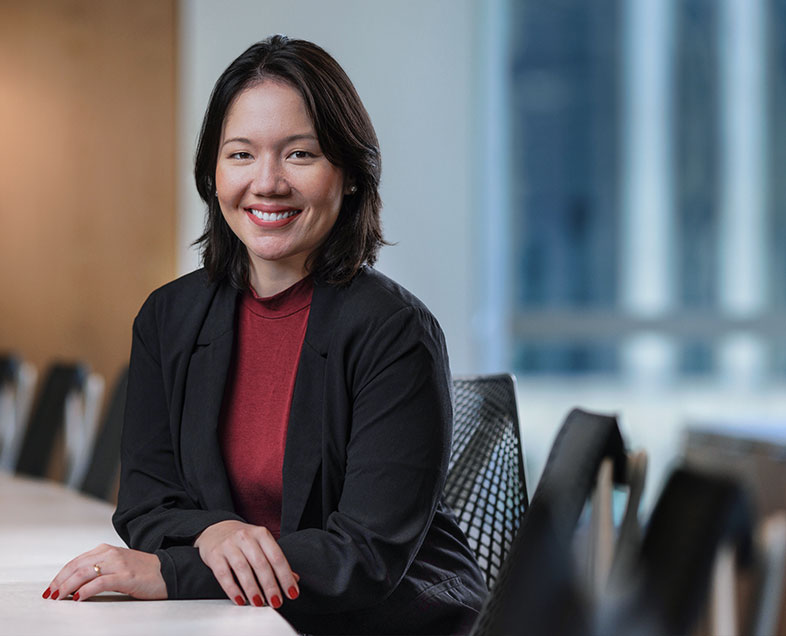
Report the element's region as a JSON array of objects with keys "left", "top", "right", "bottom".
[{"left": 250, "top": 155, "right": 290, "bottom": 196}]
